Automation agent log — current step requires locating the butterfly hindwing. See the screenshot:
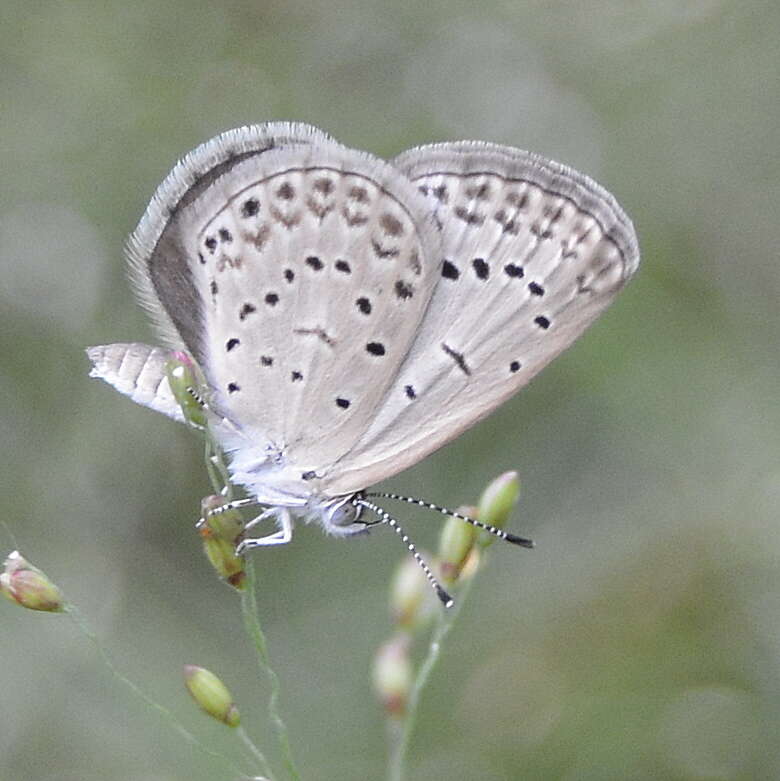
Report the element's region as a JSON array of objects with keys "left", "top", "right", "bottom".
[{"left": 324, "top": 142, "right": 639, "bottom": 495}]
